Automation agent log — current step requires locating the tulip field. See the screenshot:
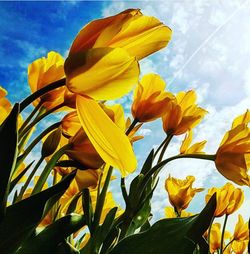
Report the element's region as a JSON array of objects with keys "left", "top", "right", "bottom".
[{"left": 0, "top": 7, "right": 249, "bottom": 254}]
